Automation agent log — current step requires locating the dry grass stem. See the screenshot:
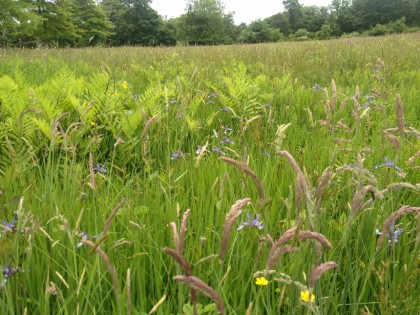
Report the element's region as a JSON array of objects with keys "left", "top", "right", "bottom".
[
  {"left": 245, "top": 302, "right": 253, "bottom": 315},
  {"left": 168, "top": 222, "right": 179, "bottom": 250},
  {"left": 384, "top": 131, "right": 400, "bottom": 150},
  {"left": 242, "top": 145, "right": 248, "bottom": 164},
  {"left": 173, "top": 275, "right": 225, "bottom": 315},
  {"left": 267, "top": 246, "right": 300, "bottom": 269},
  {"left": 266, "top": 227, "right": 298, "bottom": 269},
  {"left": 377, "top": 206, "right": 420, "bottom": 248},
  {"left": 219, "top": 198, "right": 251, "bottom": 262},
  {"left": 396, "top": 94, "right": 405, "bottom": 137},
  {"left": 178, "top": 209, "right": 191, "bottom": 255},
  {"left": 272, "top": 273, "right": 307, "bottom": 291},
  {"left": 194, "top": 141, "right": 209, "bottom": 168},
  {"left": 148, "top": 294, "right": 166, "bottom": 314},
  {"left": 408, "top": 151, "right": 420, "bottom": 164},
  {"left": 331, "top": 79, "right": 337, "bottom": 111},
  {"left": 163, "top": 247, "right": 197, "bottom": 310},
  {"left": 276, "top": 150, "right": 315, "bottom": 227},
  {"left": 103, "top": 198, "right": 126, "bottom": 235},
  {"left": 243, "top": 115, "right": 262, "bottom": 132},
  {"left": 385, "top": 127, "right": 420, "bottom": 138},
  {"left": 89, "top": 152, "right": 95, "bottom": 190},
  {"left": 141, "top": 115, "right": 158, "bottom": 138},
  {"left": 126, "top": 268, "right": 131, "bottom": 315},
  {"left": 306, "top": 107, "right": 314, "bottom": 127},
  {"left": 314, "top": 167, "right": 332, "bottom": 215},
  {"left": 350, "top": 183, "right": 419, "bottom": 216},
  {"left": 275, "top": 123, "right": 292, "bottom": 150},
  {"left": 308, "top": 261, "right": 339, "bottom": 288},
  {"left": 77, "top": 266, "right": 86, "bottom": 298},
  {"left": 323, "top": 87, "right": 331, "bottom": 124},
  {"left": 82, "top": 239, "right": 121, "bottom": 306},
  {"left": 339, "top": 98, "right": 348, "bottom": 111},
  {"left": 163, "top": 247, "right": 192, "bottom": 276},
  {"left": 336, "top": 119, "right": 350, "bottom": 132},
  {"left": 219, "top": 157, "right": 266, "bottom": 203},
  {"left": 379, "top": 182, "right": 420, "bottom": 198},
  {"left": 276, "top": 151, "right": 311, "bottom": 198},
  {"left": 352, "top": 86, "right": 361, "bottom": 121},
  {"left": 298, "top": 230, "right": 332, "bottom": 249},
  {"left": 350, "top": 185, "right": 379, "bottom": 223}
]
